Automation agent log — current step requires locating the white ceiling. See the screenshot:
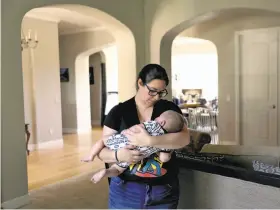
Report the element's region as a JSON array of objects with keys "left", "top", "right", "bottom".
[{"left": 25, "top": 7, "right": 104, "bottom": 35}]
